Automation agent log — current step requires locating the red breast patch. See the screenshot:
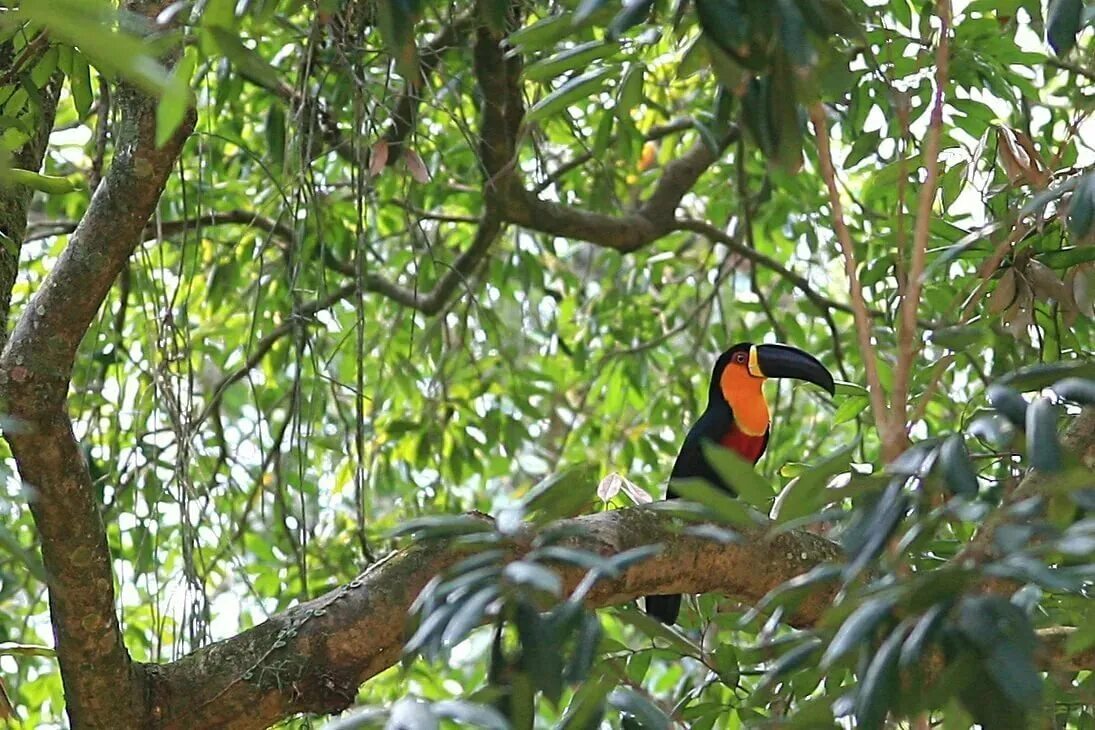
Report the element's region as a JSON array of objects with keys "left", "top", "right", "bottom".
[{"left": 719, "top": 425, "right": 767, "bottom": 465}]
